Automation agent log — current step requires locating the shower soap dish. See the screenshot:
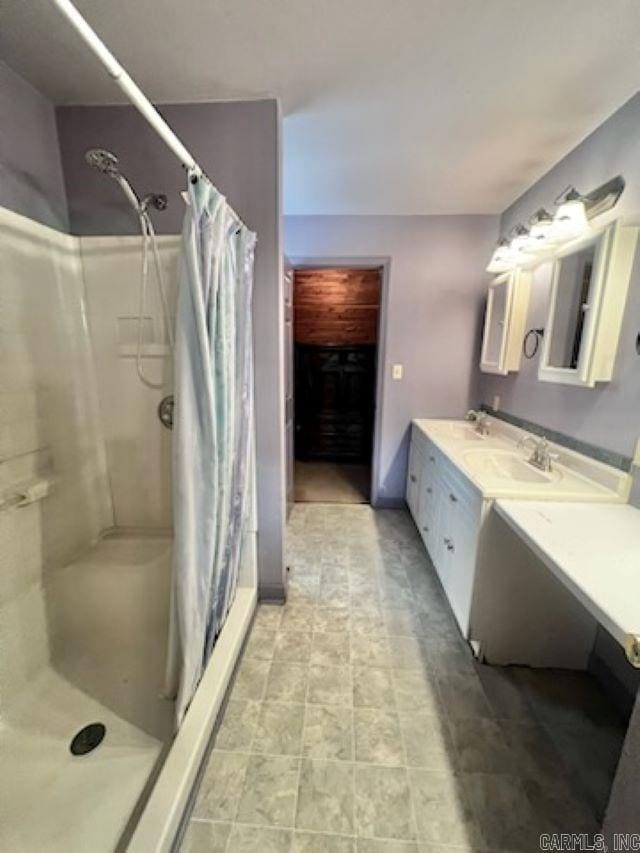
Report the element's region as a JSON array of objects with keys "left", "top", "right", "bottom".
[{"left": 0, "top": 477, "right": 53, "bottom": 511}]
